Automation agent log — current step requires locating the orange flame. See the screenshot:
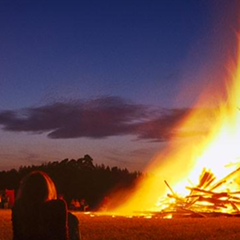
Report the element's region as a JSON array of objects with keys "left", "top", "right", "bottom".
[{"left": 104, "top": 34, "right": 240, "bottom": 216}]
